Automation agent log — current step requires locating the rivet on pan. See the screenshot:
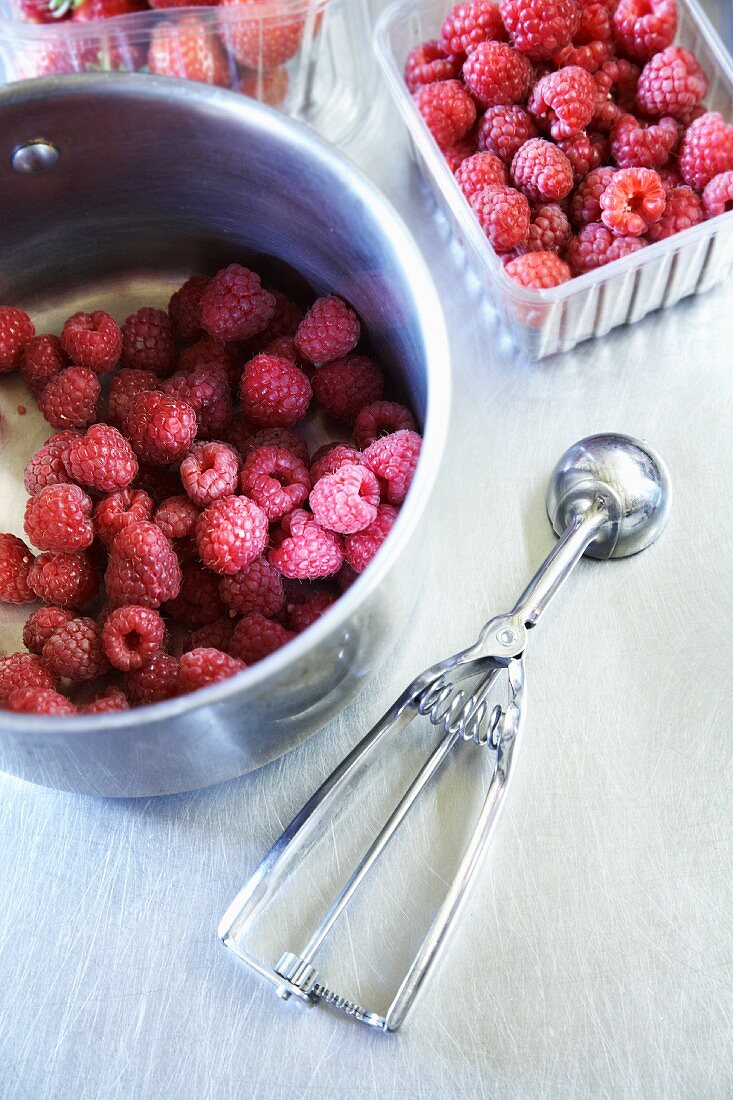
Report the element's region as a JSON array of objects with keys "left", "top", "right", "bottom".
[{"left": 11, "top": 140, "right": 60, "bottom": 174}]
